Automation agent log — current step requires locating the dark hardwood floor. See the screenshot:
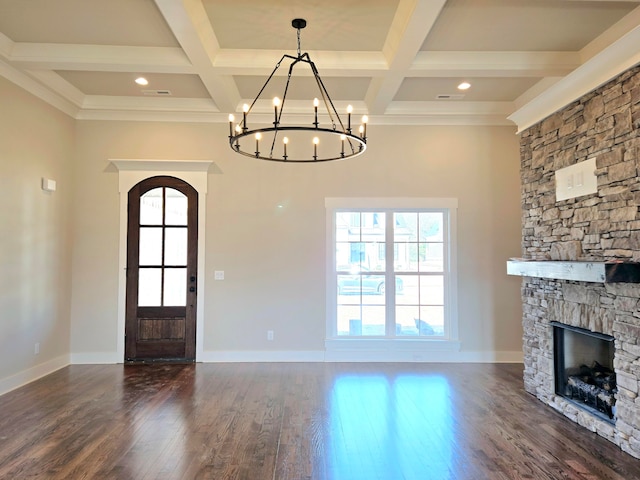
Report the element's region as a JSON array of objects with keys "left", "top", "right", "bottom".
[{"left": 0, "top": 363, "right": 638, "bottom": 479}]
